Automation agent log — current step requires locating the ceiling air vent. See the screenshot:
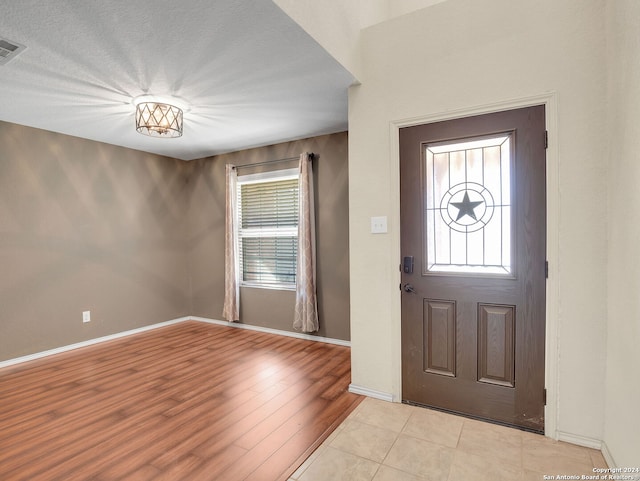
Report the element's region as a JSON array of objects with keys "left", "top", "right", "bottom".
[{"left": 0, "top": 37, "right": 26, "bottom": 66}]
